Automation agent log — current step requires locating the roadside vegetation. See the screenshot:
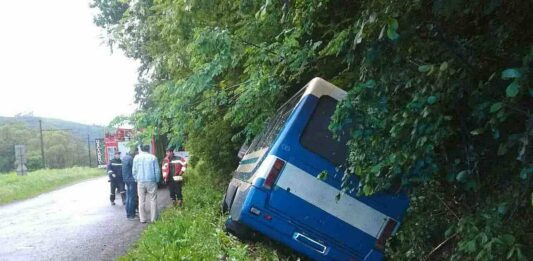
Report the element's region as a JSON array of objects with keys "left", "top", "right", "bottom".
[
  {"left": 0, "top": 167, "right": 103, "bottom": 205},
  {"left": 92, "top": 1, "right": 532, "bottom": 260},
  {"left": 119, "top": 162, "right": 301, "bottom": 261},
  {"left": 0, "top": 122, "right": 92, "bottom": 172}
]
